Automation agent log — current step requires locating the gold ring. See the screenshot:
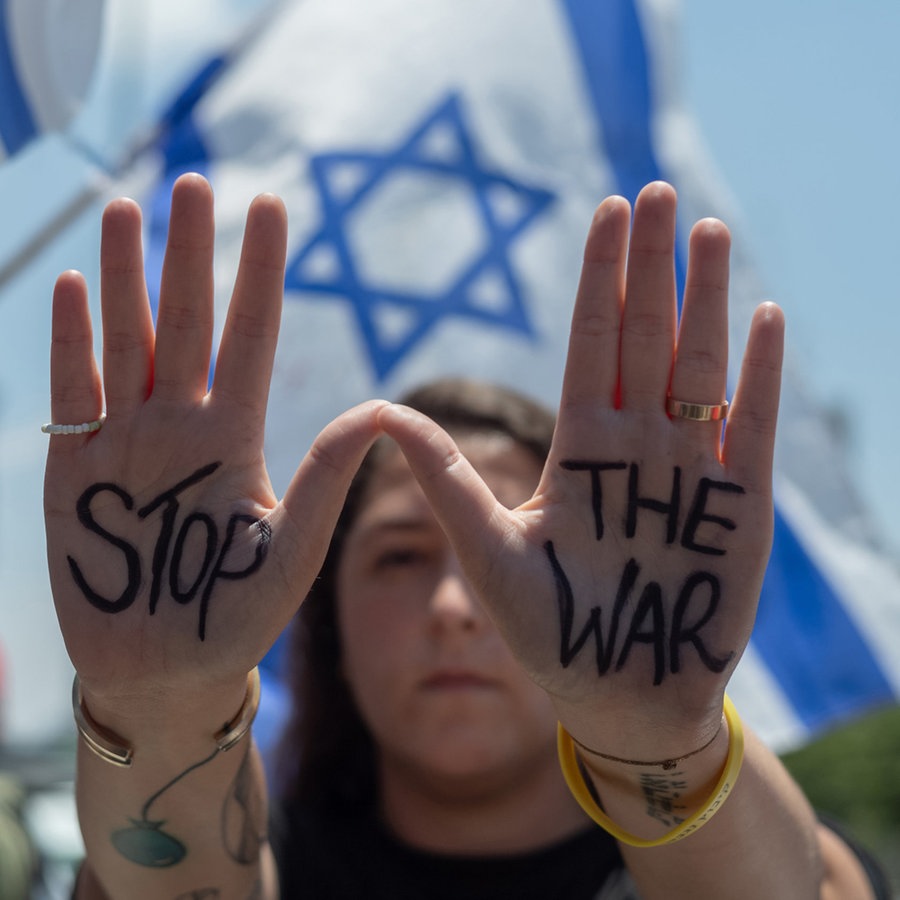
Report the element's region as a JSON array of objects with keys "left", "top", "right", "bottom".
[{"left": 666, "top": 397, "right": 729, "bottom": 422}]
